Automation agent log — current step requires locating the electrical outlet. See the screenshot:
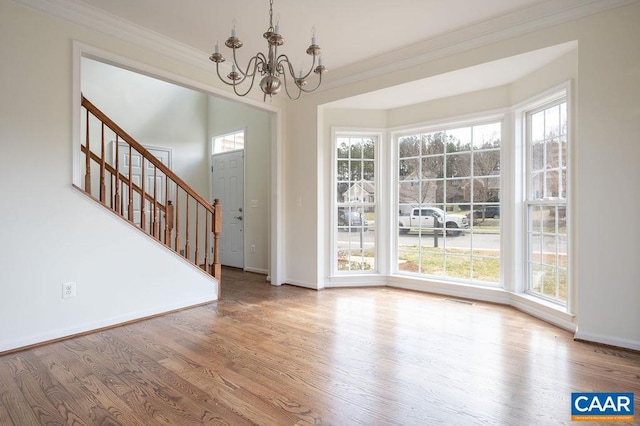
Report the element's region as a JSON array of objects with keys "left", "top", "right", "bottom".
[
  {"left": 250, "top": 244, "right": 256, "bottom": 253},
  {"left": 62, "top": 282, "right": 76, "bottom": 299}
]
